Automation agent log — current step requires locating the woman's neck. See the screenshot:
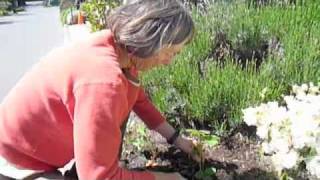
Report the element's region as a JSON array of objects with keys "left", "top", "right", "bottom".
[{"left": 115, "top": 45, "right": 134, "bottom": 69}]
